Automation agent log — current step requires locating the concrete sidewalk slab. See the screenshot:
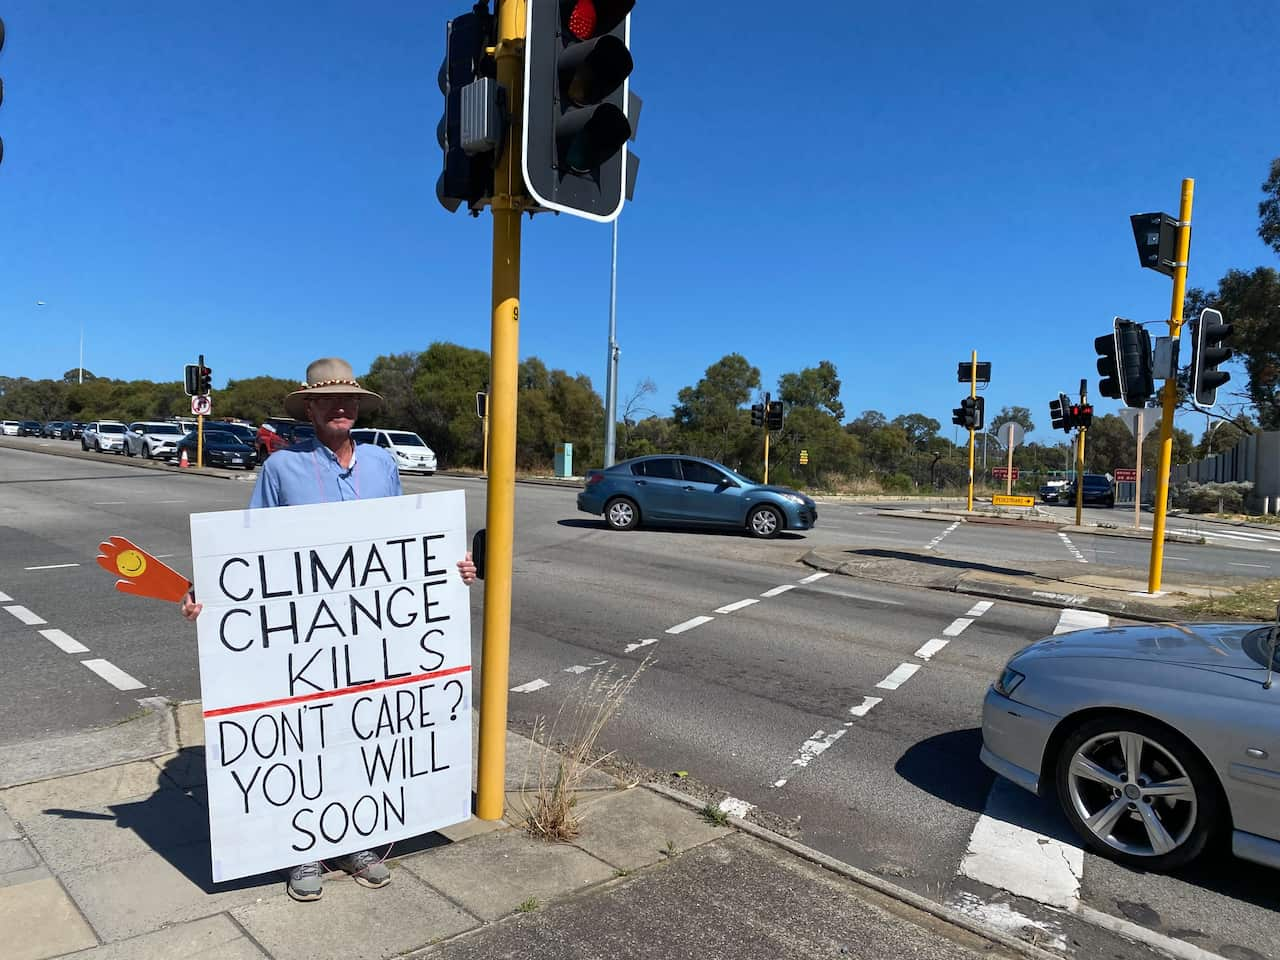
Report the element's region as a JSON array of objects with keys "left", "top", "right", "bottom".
[
  {"left": 1, "top": 876, "right": 98, "bottom": 960},
  {"left": 61, "top": 916, "right": 267, "bottom": 960}
]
